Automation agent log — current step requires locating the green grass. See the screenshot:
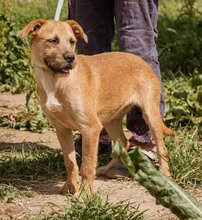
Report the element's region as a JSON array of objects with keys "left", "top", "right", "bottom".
[
  {"left": 0, "top": 183, "right": 32, "bottom": 203},
  {"left": 167, "top": 127, "right": 202, "bottom": 187},
  {"left": 163, "top": 71, "right": 202, "bottom": 129},
  {"left": 0, "top": 145, "right": 65, "bottom": 203},
  {"left": 1, "top": 0, "right": 68, "bottom": 23},
  {"left": 0, "top": 146, "right": 65, "bottom": 184},
  {"left": 40, "top": 192, "right": 144, "bottom": 220},
  {"left": 158, "top": 0, "right": 202, "bottom": 74}
]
